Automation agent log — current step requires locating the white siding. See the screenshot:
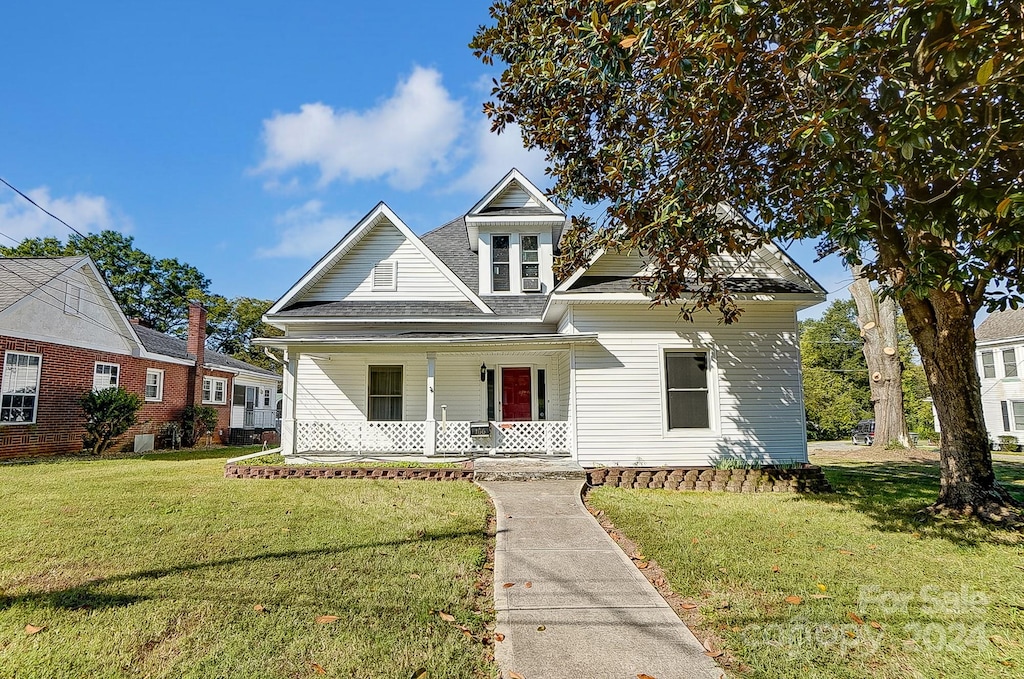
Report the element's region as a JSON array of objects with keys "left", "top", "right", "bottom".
[
  {"left": 555, "top": 351, "right": 570, "bottom": 421},
  {"left": 977, "top": 341, "right": 1024, "bottom": 438},
  {"left": 570, "top": 304, "right": 806, "bottom": 466},
  {"left": 302, "top": 222, "right": 469, "bottom": 302},
  {"left": 490, "top": 183, "right": 540, "bottom": 210}
]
